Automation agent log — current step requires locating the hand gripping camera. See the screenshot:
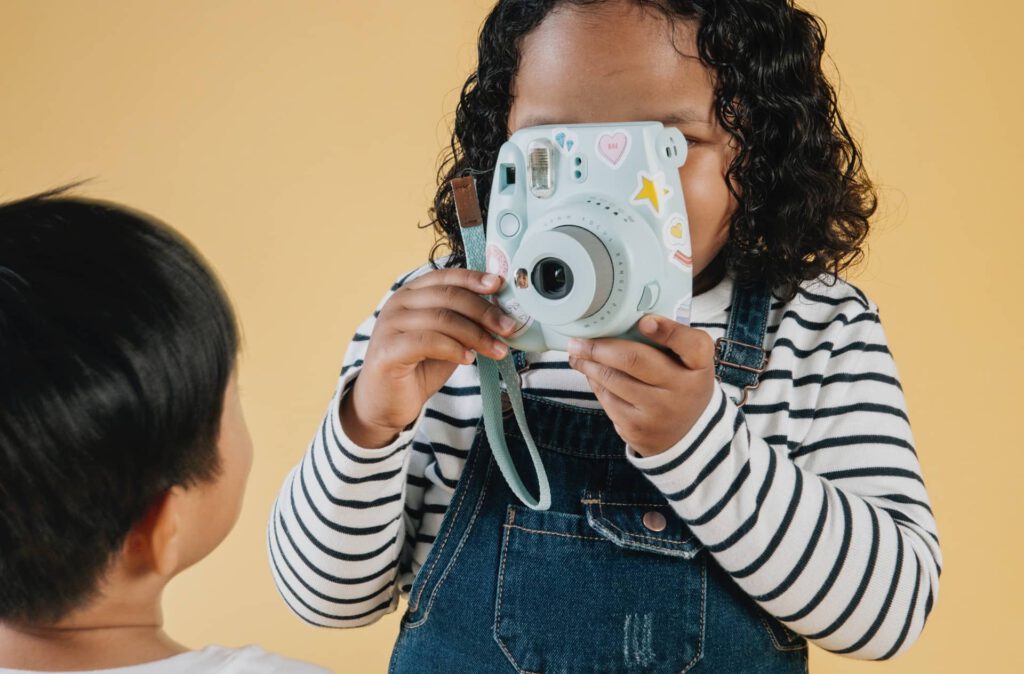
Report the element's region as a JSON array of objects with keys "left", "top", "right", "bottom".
[{"left": 483, "top": 122, "right": 693, "bottom": 352}]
